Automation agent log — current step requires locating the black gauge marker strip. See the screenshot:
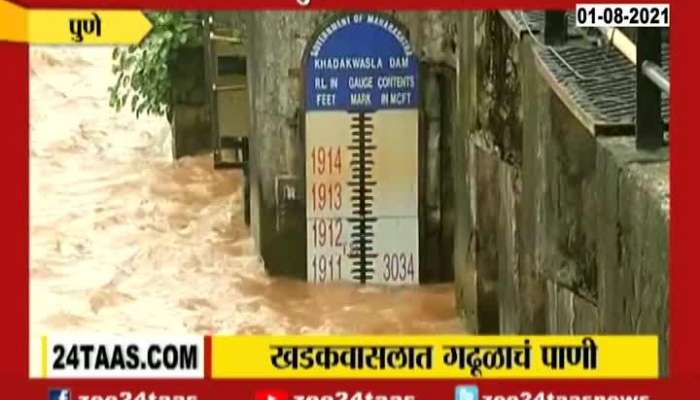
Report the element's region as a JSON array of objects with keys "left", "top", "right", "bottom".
[{"left": 347, "top": 112, "right": 377, "bottom": 283}]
